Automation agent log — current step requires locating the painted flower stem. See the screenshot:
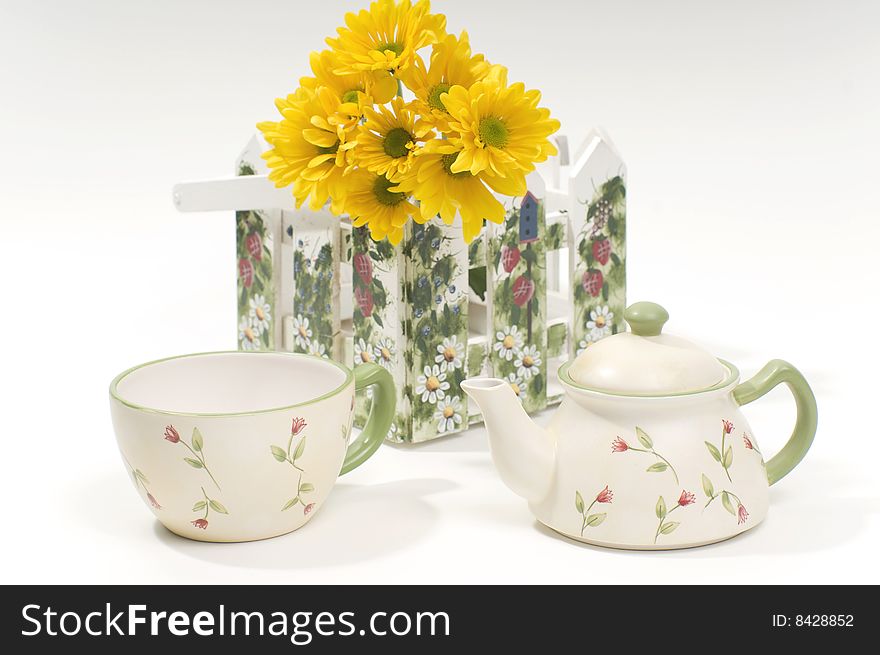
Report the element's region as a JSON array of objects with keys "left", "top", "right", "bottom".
[
  {"left": 627, "top": 446, "right": 680, "bottom": 485},
  {"left": 181, "top": 440, "right": 221, "bottom": 491},
  {"left": 580, "top": 499, "right": 599, "bottom": 536},
  {"left": 720, "top": 431, "right": 732, "bottom": 483},
  {"left": 654, "top": 504, "right": 682, "bottom": 544}
]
